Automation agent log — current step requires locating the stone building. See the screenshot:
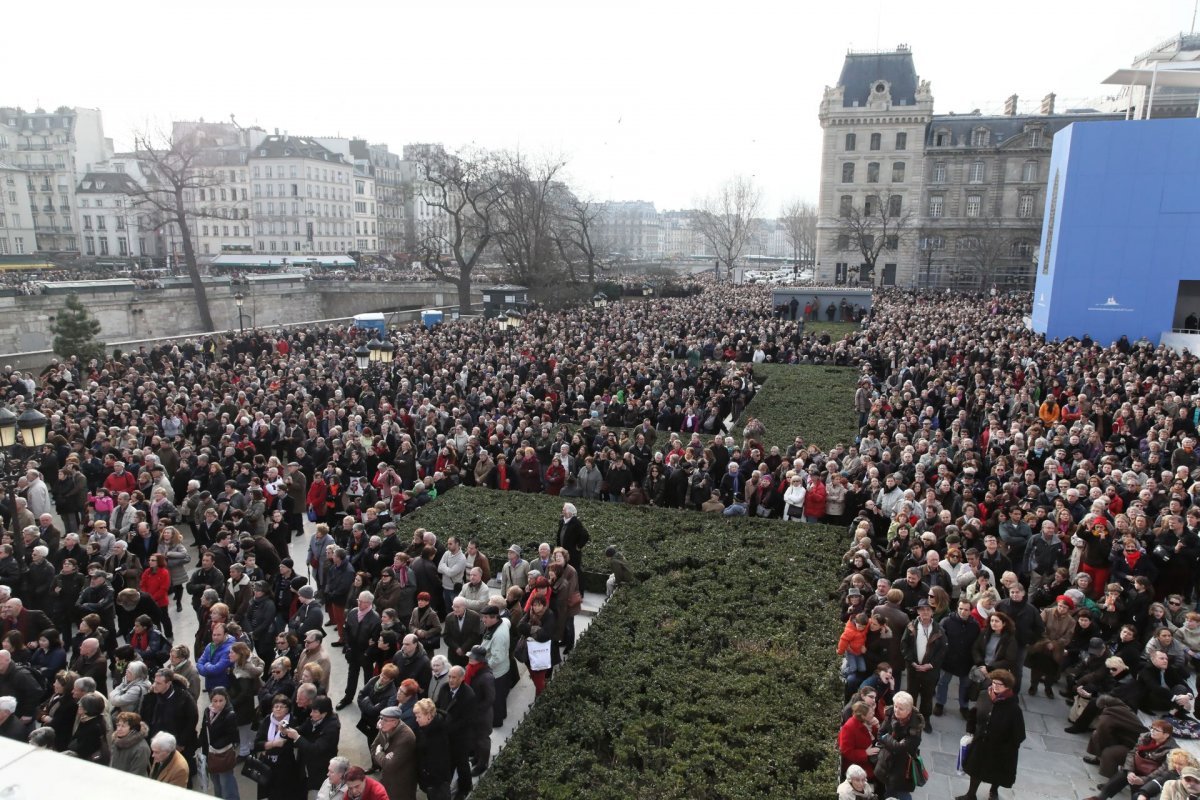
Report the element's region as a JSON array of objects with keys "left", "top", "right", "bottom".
[
  {"left": 0, "top": 161, "right": 36, "bottom": 255},
  {"left": 815, "top": 47, "right": 1119, "bottom": 289},
  {"left": 249, "top": 134, "right": 354, "bottom": 256},
  {"left": 0, "top": 106, "right": 110, "bottom": 255}
]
